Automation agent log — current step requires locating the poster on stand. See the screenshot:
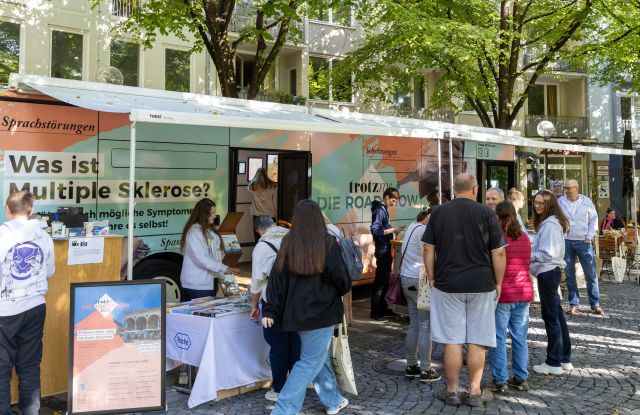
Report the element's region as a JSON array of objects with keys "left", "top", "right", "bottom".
[{"left": 68, "top": 280, "right": 166, "bottom": 415}]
